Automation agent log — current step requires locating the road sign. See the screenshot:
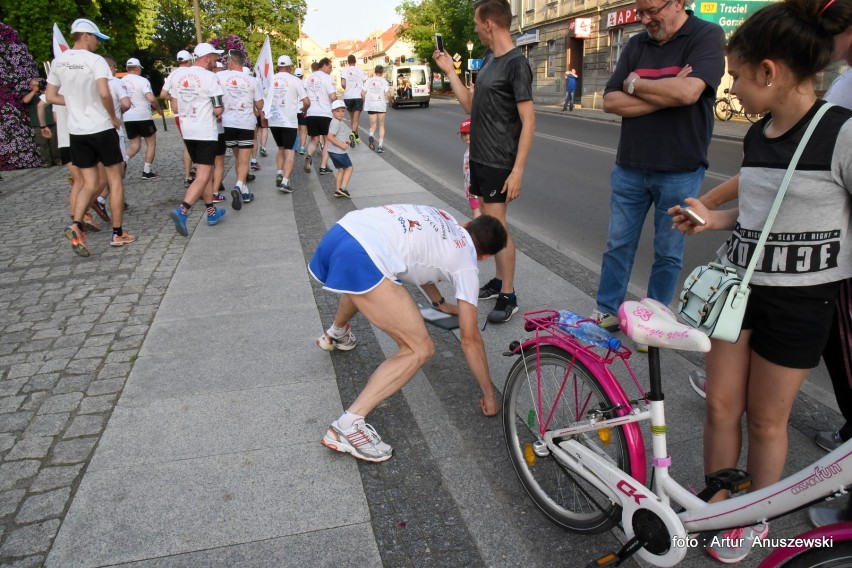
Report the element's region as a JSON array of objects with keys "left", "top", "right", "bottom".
[
  {"left": 695, "top": 0, "right": 773, "bottom": 40},
  {"left": 452, "top": 52, "right": 461, "bottom": 62},
  {"left": 453, "top": 60, "right": 462, "bottom": 69},
  {"left": 468, "top": 58, "right": 483, "bottom": 71}
]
